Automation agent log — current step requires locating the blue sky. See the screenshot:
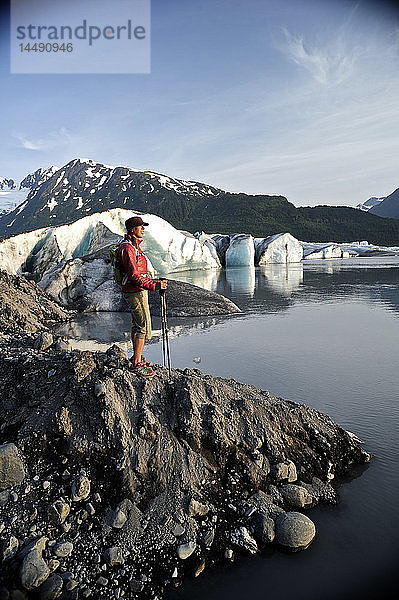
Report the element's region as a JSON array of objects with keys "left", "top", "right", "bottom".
[{"left": 1, "top": 0, "right": 399, "bottom": 206}]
